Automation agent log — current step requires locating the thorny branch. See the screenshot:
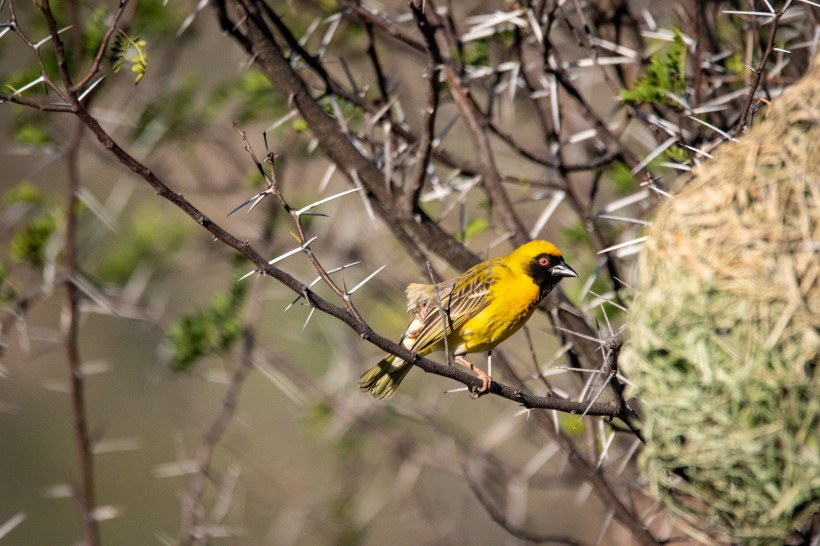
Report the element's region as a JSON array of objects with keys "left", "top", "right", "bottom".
[
  {"left": 2, "top": 0, "right": 816, "bottom": 543},
  {"left": 403, "top": 1, "right": 443, "bottom": 215},
  {"left": 417, "top": 1, "right": 531, "bottom": 245},
  {"left": 734, "top": 1, "right": 794, "bottom": 134},
  {"left": 229, "top": 126, "right": 369, "bottom": 324}
]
